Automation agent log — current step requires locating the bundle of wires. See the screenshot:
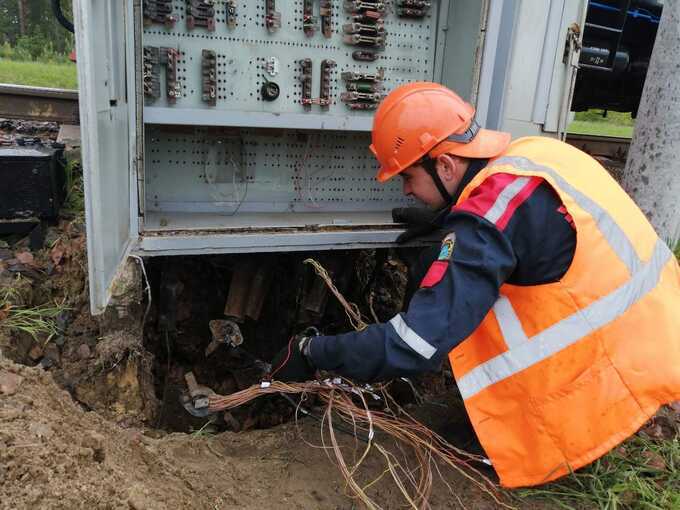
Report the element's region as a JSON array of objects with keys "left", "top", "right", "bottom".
[
  {"left": 208, "top": 379, "right": 510, "bottom": 509},
  {"left": 207, "top": 259, "right": 512, "bottom": 509}
]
